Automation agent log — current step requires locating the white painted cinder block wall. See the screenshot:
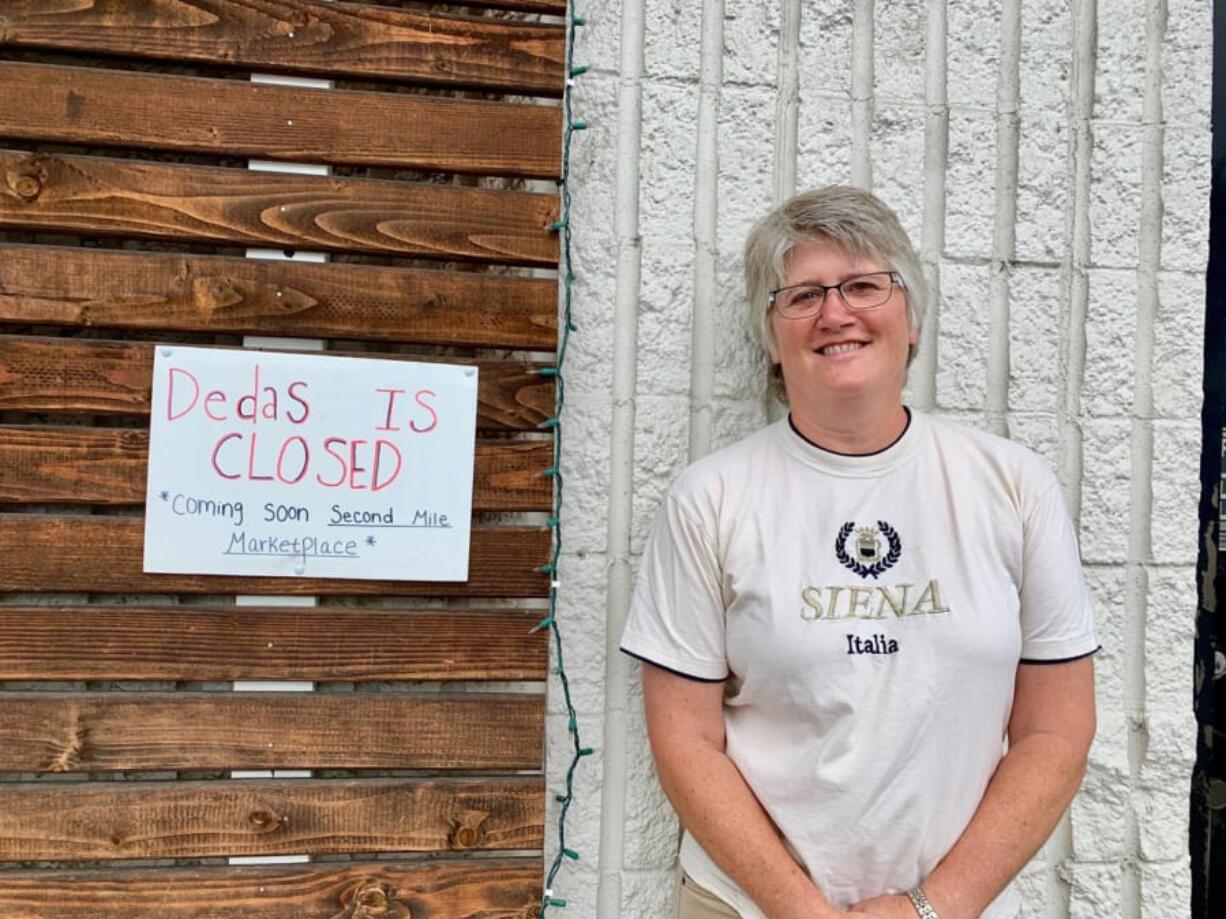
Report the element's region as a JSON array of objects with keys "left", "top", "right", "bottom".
[{"left": 550, "top": 1, "right": 1210, "bottom": 917}]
